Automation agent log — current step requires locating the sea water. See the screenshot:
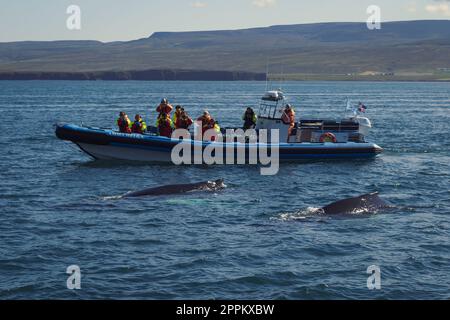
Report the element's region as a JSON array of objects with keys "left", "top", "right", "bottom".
[{"left": 0, "top": 81, "right": 449, "bottom": 299}]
